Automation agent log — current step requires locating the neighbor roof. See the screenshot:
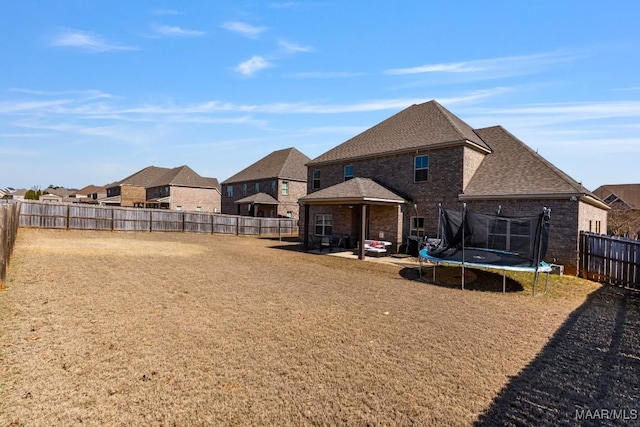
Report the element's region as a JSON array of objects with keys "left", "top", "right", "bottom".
[
  {"left": 222, "top": 147, "right": 311, "bottom": 184},
  {"left": 148, "top": 165, "right": 220, "bottom": 190},
  {"left": 593, "top": 184, "right": 640, "bottom": 209},
  {"left": 235, "top": 192, "right": 280, "bottom": 205},
  {"left": 113, "top": 166, "right": 171, "bottom": 188},
  {"left": 299, "top": 177, "right": 406, "bottom": 205},
  {"left": 462, "top": 126, "right": 607, "bottom": 208},
  {"left": 308, "top": 100, "right": 491, "bottom": 165}
]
